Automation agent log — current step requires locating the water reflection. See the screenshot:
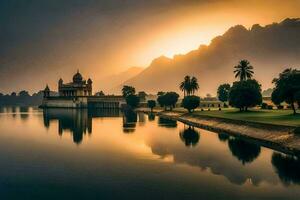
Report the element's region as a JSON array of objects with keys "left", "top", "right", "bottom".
[
  {"left": 122, "top": 110, "right": 137, "bottom": 133},
  {"left": 148, "top": 113, "right": 155, "bottom": 121},
  {"left": 20, "top": 106, "right": 29, "bottom": 121},
  {"left": 43, "top": 108, "right": 120, "bottom": 144},
  {"left": 272, "top": 152, "right": 300, "bottom": 185},
  {"left": 158, "top": 117, "right": 177, "bottom": 128},
  {"left": 228, "top": 138, "right": 261, "bottom": 165},
  {"left": 218, "top": 133, "right": 230, "bottom": 142},
  {"left": 179, "top": 126, "right": 200, "bottom": 147}
]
